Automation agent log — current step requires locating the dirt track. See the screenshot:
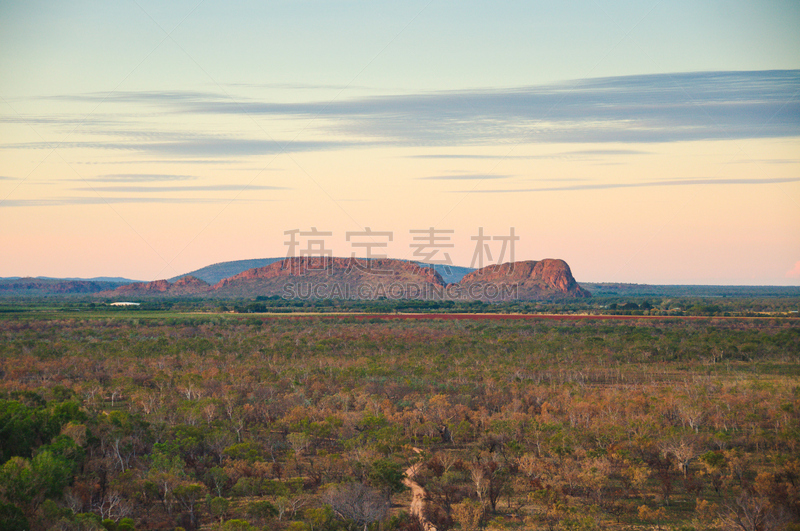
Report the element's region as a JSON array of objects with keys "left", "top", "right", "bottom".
[{"left": 403, "top": 449, "right": 437, "bottom": 531}]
